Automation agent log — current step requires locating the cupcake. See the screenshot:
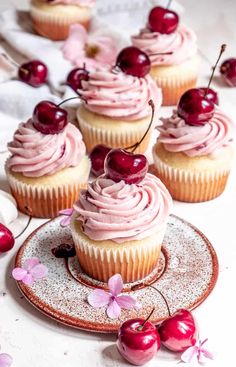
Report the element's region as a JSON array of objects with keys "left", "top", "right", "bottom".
[
  {"left": 76, "top": 50, "right": 162, "bottom": 153},
  {"left": 132, "top": 6, "right": 199, "bottom": 106},
  {"left": 152, "top": 89, "right": 234, "bottom": 202},
  {"left": 71, "top": 148, "right": 172, "bottom": 283},
  {"left": 30, "top": 0, "right": 96, "bottom": 41},
  {"left": 5, "top": 101, "right": 91, "bottom": 218}
]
